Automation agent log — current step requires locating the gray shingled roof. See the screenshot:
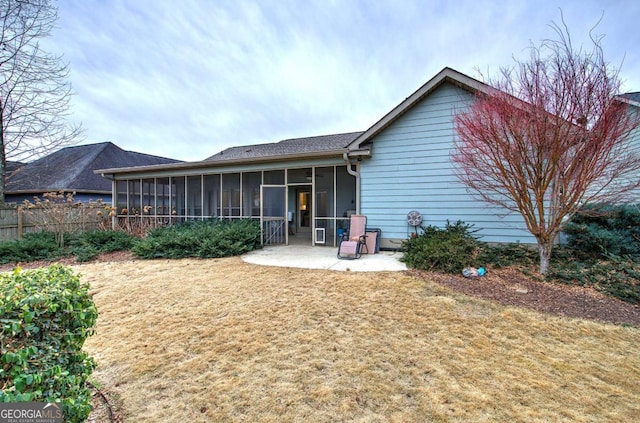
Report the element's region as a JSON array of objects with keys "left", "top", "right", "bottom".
[
  {"left": 205, "top": 131, "right": 363, "bottom": 162},
  {"left": 7, "top": 142, "right": 181, "bottom": 193},
  {"left": 6, "top": 161, "right": 25, "bottom": 174}
]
